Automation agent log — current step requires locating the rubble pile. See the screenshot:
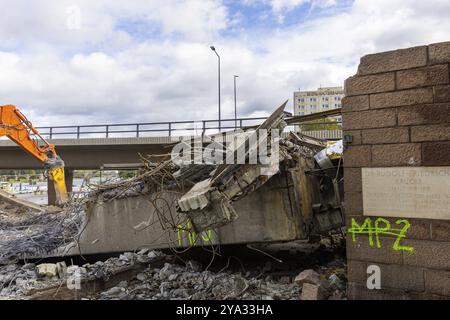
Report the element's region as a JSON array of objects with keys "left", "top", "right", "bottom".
[
  {"left": 0, "top": 250, "right": 158, "bottom": 299},
  {"left": 91, "top": 257, "right": 302, "bottom": 300},
  {"left": 91, "top": 250, "right": 346, "bottom": 300},
  {"left": 94, "top": 262, "right": 346, "bottom": 300},
  {"left": 0, "top": 103, "right": 346, "bottom": 300},
  {"left": 0, "top": 263, "right": 44, "bottom": 297},
  {"left": 0, "top": 249, "right": 346, "bottom": 300}
]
